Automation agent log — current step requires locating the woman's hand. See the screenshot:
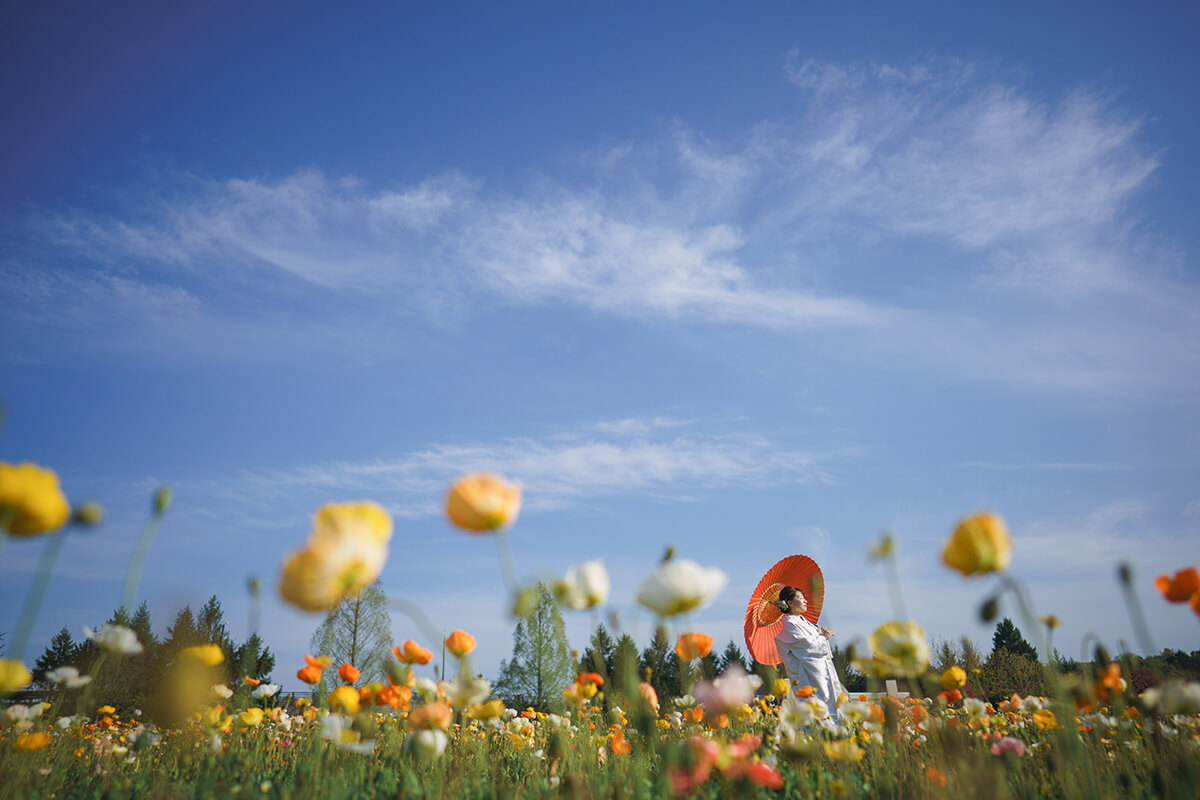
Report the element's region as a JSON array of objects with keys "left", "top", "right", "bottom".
[{"left": 819, "top": 626, "right": 834, "bottom": 639}]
